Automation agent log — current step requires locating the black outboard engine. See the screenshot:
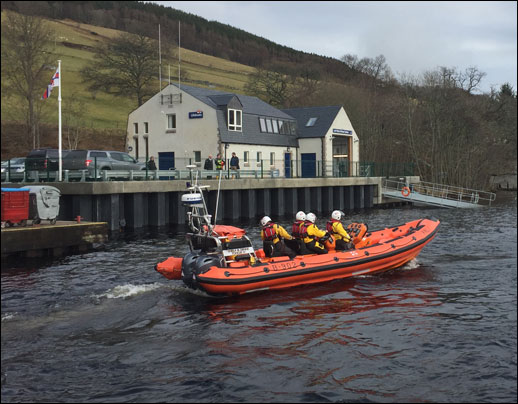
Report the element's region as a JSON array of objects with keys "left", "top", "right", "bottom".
[
  {"left": 195, "top": 255, "right": 223, "bottom": 274},
  {"left": 182, "top": 252, "right": 223, "bottom": 290},
  {"left": 181, "top": 251, "right": 201, "bottom": 289}
]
